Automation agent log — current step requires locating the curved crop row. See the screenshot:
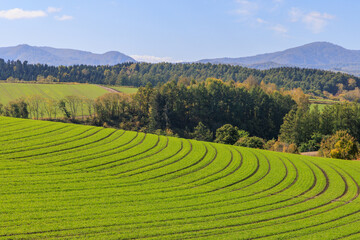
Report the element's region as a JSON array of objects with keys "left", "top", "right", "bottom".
[{"left": 1, "top": 116, "right": 360, "bottom": 239}]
